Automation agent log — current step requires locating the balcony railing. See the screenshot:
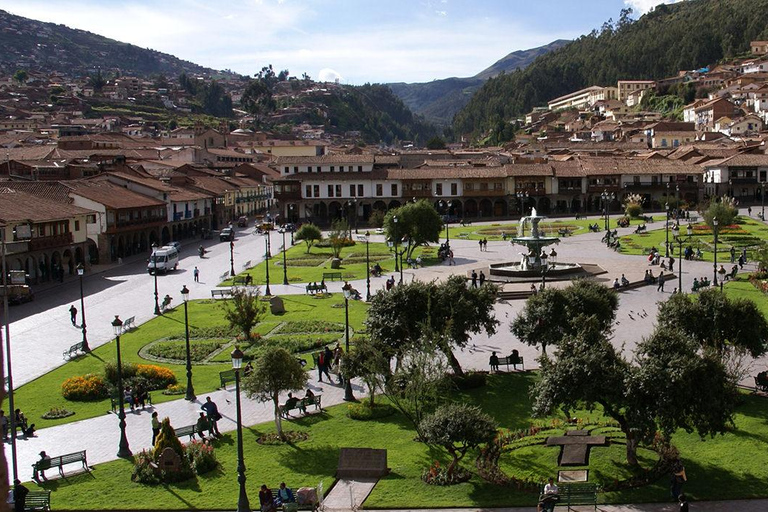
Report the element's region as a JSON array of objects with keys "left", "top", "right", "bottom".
[{"left": 28, "top": 233, "right": 73, "bottom": 251}]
